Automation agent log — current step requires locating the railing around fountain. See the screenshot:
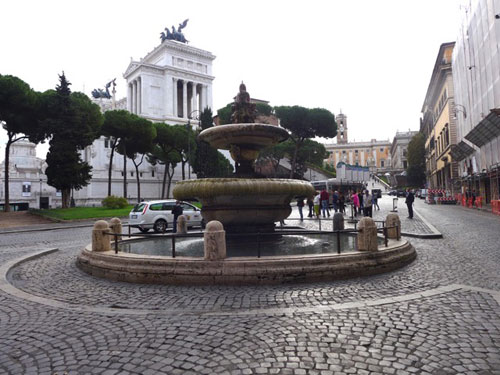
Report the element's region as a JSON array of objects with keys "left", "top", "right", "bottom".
[{"left": 105, "top": 220, "right": 399, "bottom": 258}]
